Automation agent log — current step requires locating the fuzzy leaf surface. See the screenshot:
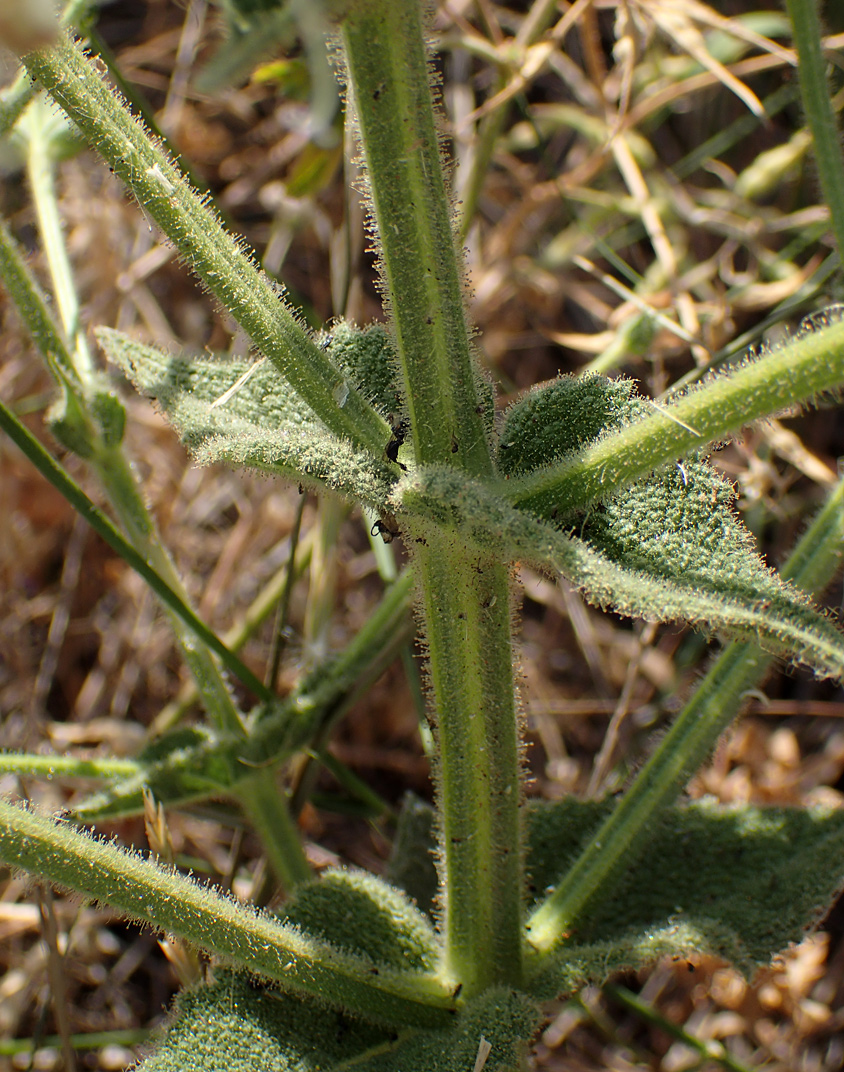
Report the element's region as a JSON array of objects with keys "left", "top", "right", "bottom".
[
  {"left": 138, "top": 973, "right": 538, "bottom": 1072},
  {"left": 137, "top": 870, "right": 538, "bottom": 1072},
  {"left": 279, "top": 868, "right": 440, "bottom": 973},
  {"left": 498, "top": 374, "right": 806, "bottom": 610},
  {"left": 136, "top": 970, "right": 390, "bottom": 1072},
  {"left": 384, "top": 797, "right": 844, "bottom": 987},
  {"left": 74, "top": 567, "right": 416, "bottom": 821},
  {"left": 98, "top": 328, "right": 396, "bottom": 508},
  {"left": 526, "top": 797, "right": 844, "bottom": 994},
  {"left": 70, "top": 724, "right": 241, "bottom": 820},
  {"left": 395, "top": 464, "right": 844, "bottom": 680},
  {"left": 72, "top": 691, "right": 346, "bottom": 820}
]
